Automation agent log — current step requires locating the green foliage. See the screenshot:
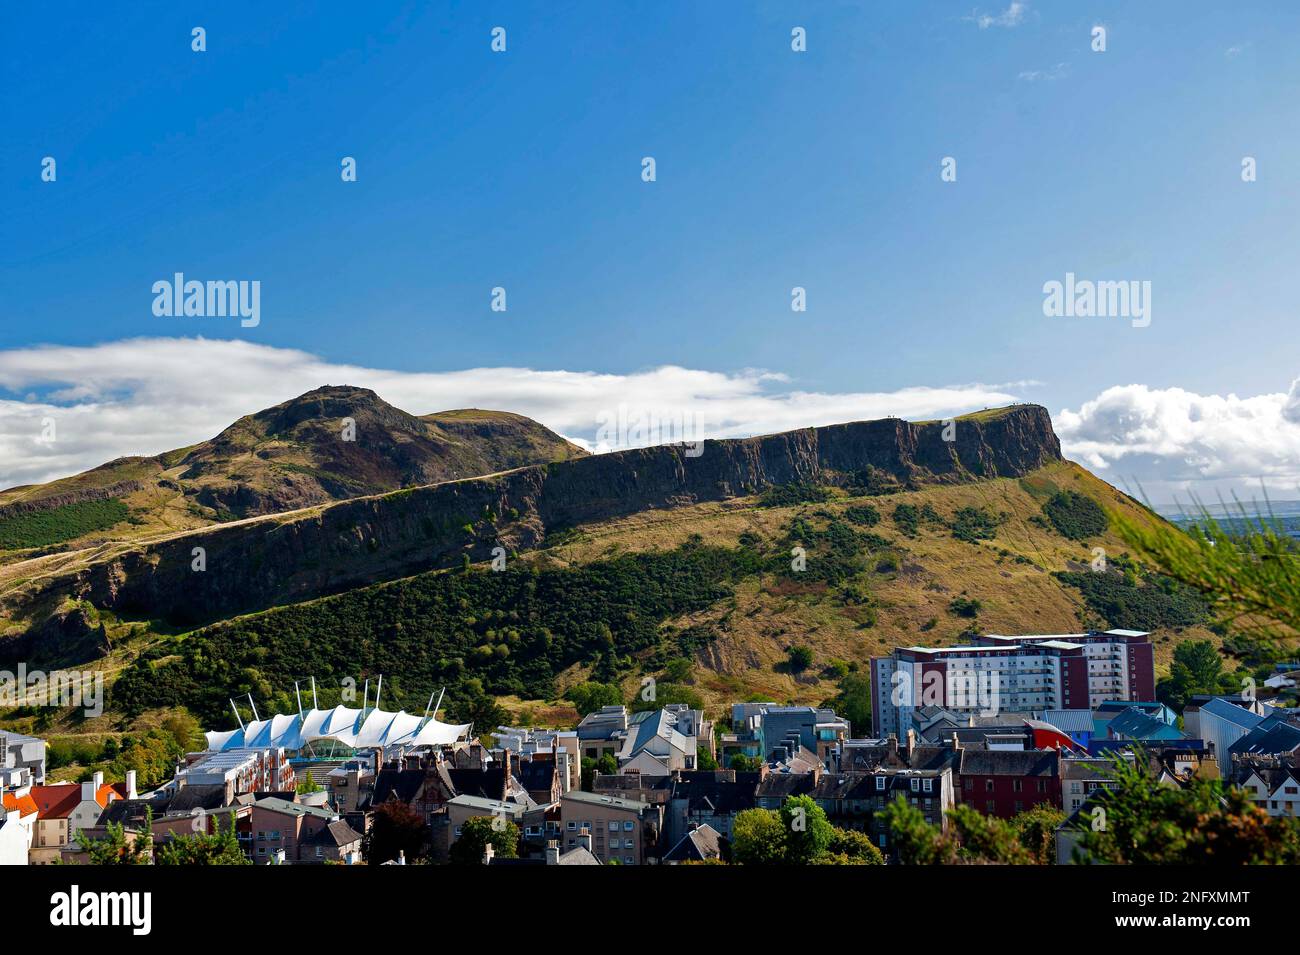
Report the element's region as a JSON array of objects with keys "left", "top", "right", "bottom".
[
  {"left": 632, "top": 682, "right": 703, "bottom": 712},
  {"left": 732, "top": 797, "right": 841, "bottom": 865},
  {"left": 785, "top": 644, "right": 814, "bottom": 673},
  {"left": 696, "top": 746, "right": 718, "bottom": 771},
  {"left": 822, "top": 826, "right": 885, "bottom": 865},
  {"left": 76, "top": 808, "right": 152, "bottom": 865},
  {"left": 450, "top": 815, "right": 520, "bottom": 865},
  {"left": 0, "top": 498, "right": 129, "bottom": 549},
  {"left": 883, "top": 797, "right": 1037, "bottom": 864},
  {"left": 1157, "top": 639, "right": 1240, "bottom": 711},
  {"left": 727, "top": 753, "right": 762, "bottom": 772},
  {"left": 595, "top": 753, "right": 618, "bottom": 777},
  {"left": 823, "top": 672, "right": 871, "bottom": 736},
  {"left": 780, "top": 795, "right": 834, "bottom": 864},
  {"left": 758, "top": 482, "right": 833, "bottom": 508},
  {"left": 565, "top": 681, "right": 623, "bottom": 716},
  {"left": 950, "top": 506, "right": 1007, "bottom": 543},
  {"left": 730, "top": 808, "right": 790, "bottom": 865},
  {"left": 892, "top": 503, "right": 942, "bottom": 537},
  {"left": 1114, "top": 507, "right": 1300, "bottom": 646},
  {"left": 1042, "top": 491, "right": 1109, "bottom": 540},
  {"left": 1072, "top": 752, "right": 1300, "bottom": 864},
  {"left": 1056, "top": 567, "right": 1210, "bottom": 632},
  {"left": 155, "top": 816, "right": 251, "bottom": 865},
  {"left": 113, "top": 541, "right": 760, "bottom": 725},
  {"left": 1011, "top": 804, "right": 1067, "bottom": 865},
  {"left": 843, "top": 504, "right": 881, "bottom": 527},
  {"left": 948, "top": 595, "right": 982, "bottom": 618}
]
